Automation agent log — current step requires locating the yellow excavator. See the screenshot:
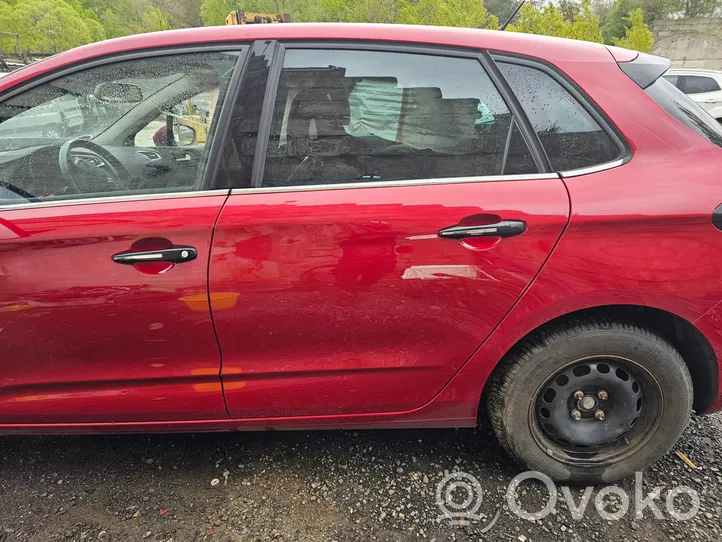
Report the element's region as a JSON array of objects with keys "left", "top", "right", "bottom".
[{"left": 225, "top": 10, "right": 291, "bottom": 25}]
